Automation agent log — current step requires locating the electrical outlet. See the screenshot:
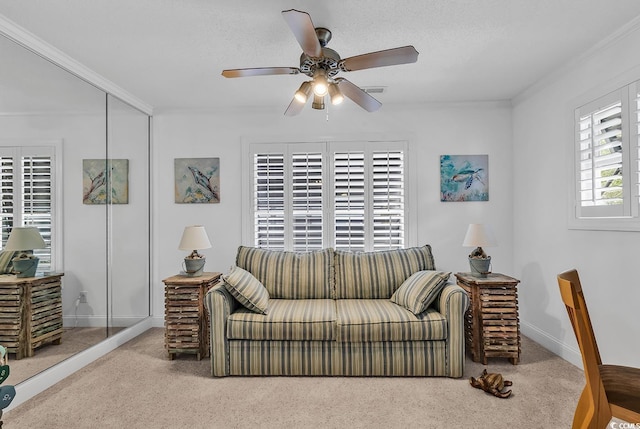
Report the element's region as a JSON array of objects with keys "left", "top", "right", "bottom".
[{"left": 79, "top": 291, "right": 88, "bottom": 304}]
